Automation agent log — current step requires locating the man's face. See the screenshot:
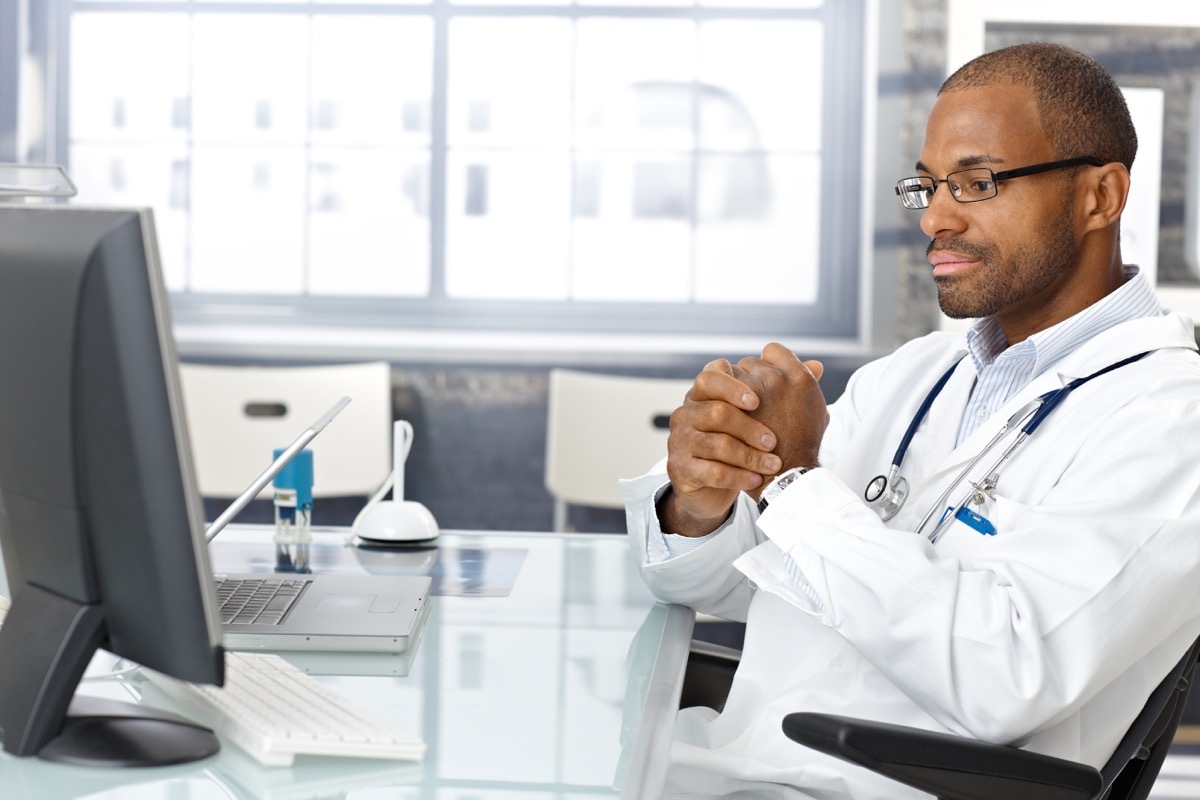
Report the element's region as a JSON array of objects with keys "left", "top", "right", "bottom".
[{"left": 916, "top": 84, "right": 1084, "bottom": 338}]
